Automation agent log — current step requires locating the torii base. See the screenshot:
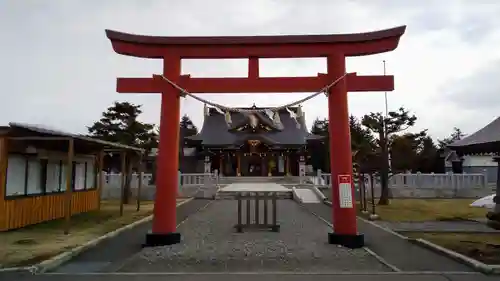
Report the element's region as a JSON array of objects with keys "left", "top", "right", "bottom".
[
  {"left": 328, "top": 232, "right": 365, "bottom": 249},
  {"left": 143, "top": 232, "right": 181, "bottom": 247}
]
